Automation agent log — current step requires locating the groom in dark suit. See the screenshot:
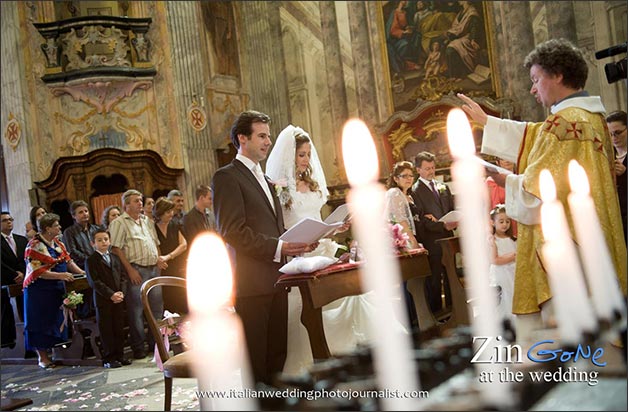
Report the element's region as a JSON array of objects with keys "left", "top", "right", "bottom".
[
  {"left": 212, "top": 110, "right": 314, "bottom": 386},
  {"left": 410, "top": 152, "right": 458, "bottom": 316}
]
